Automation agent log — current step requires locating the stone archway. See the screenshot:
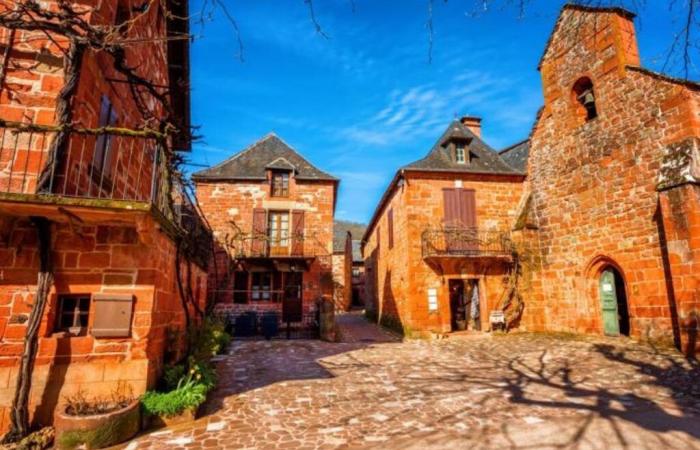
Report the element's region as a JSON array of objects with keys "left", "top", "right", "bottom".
[{"left": 585, "top": 256, "right": 631, "bottom": 337}]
